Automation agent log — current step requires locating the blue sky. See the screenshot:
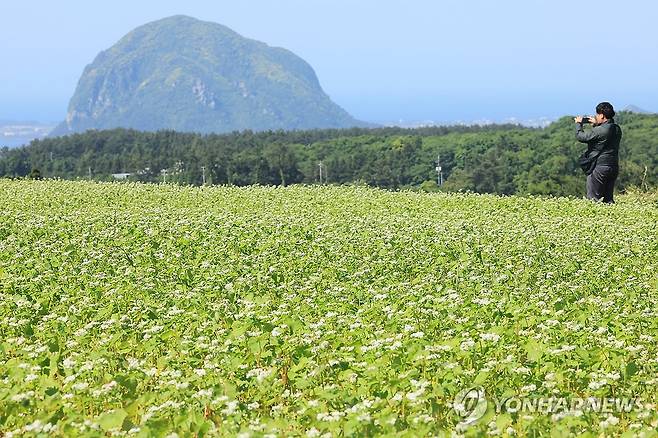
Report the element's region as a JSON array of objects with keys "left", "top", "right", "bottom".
[{"left": 1, "top": 0, "right": 656, "bottom": 124}]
